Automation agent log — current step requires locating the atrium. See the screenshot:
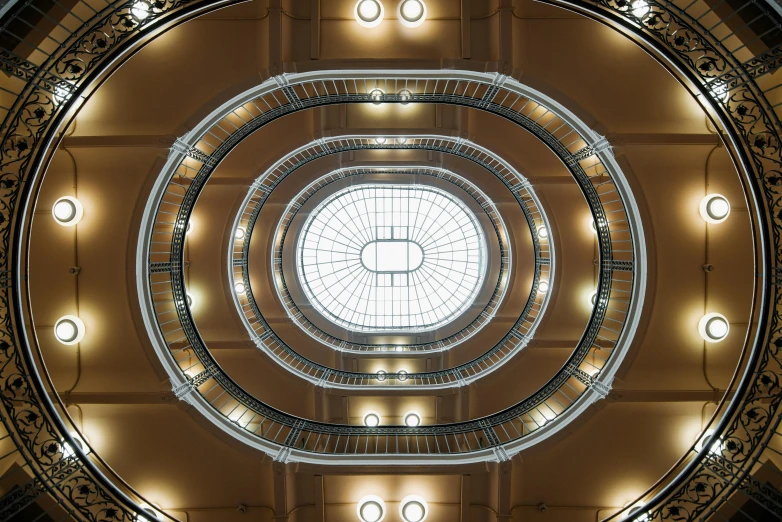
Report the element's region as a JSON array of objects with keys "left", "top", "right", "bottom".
[{"left": 0, "top": 0, "right": 780, "bottom": 521}]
